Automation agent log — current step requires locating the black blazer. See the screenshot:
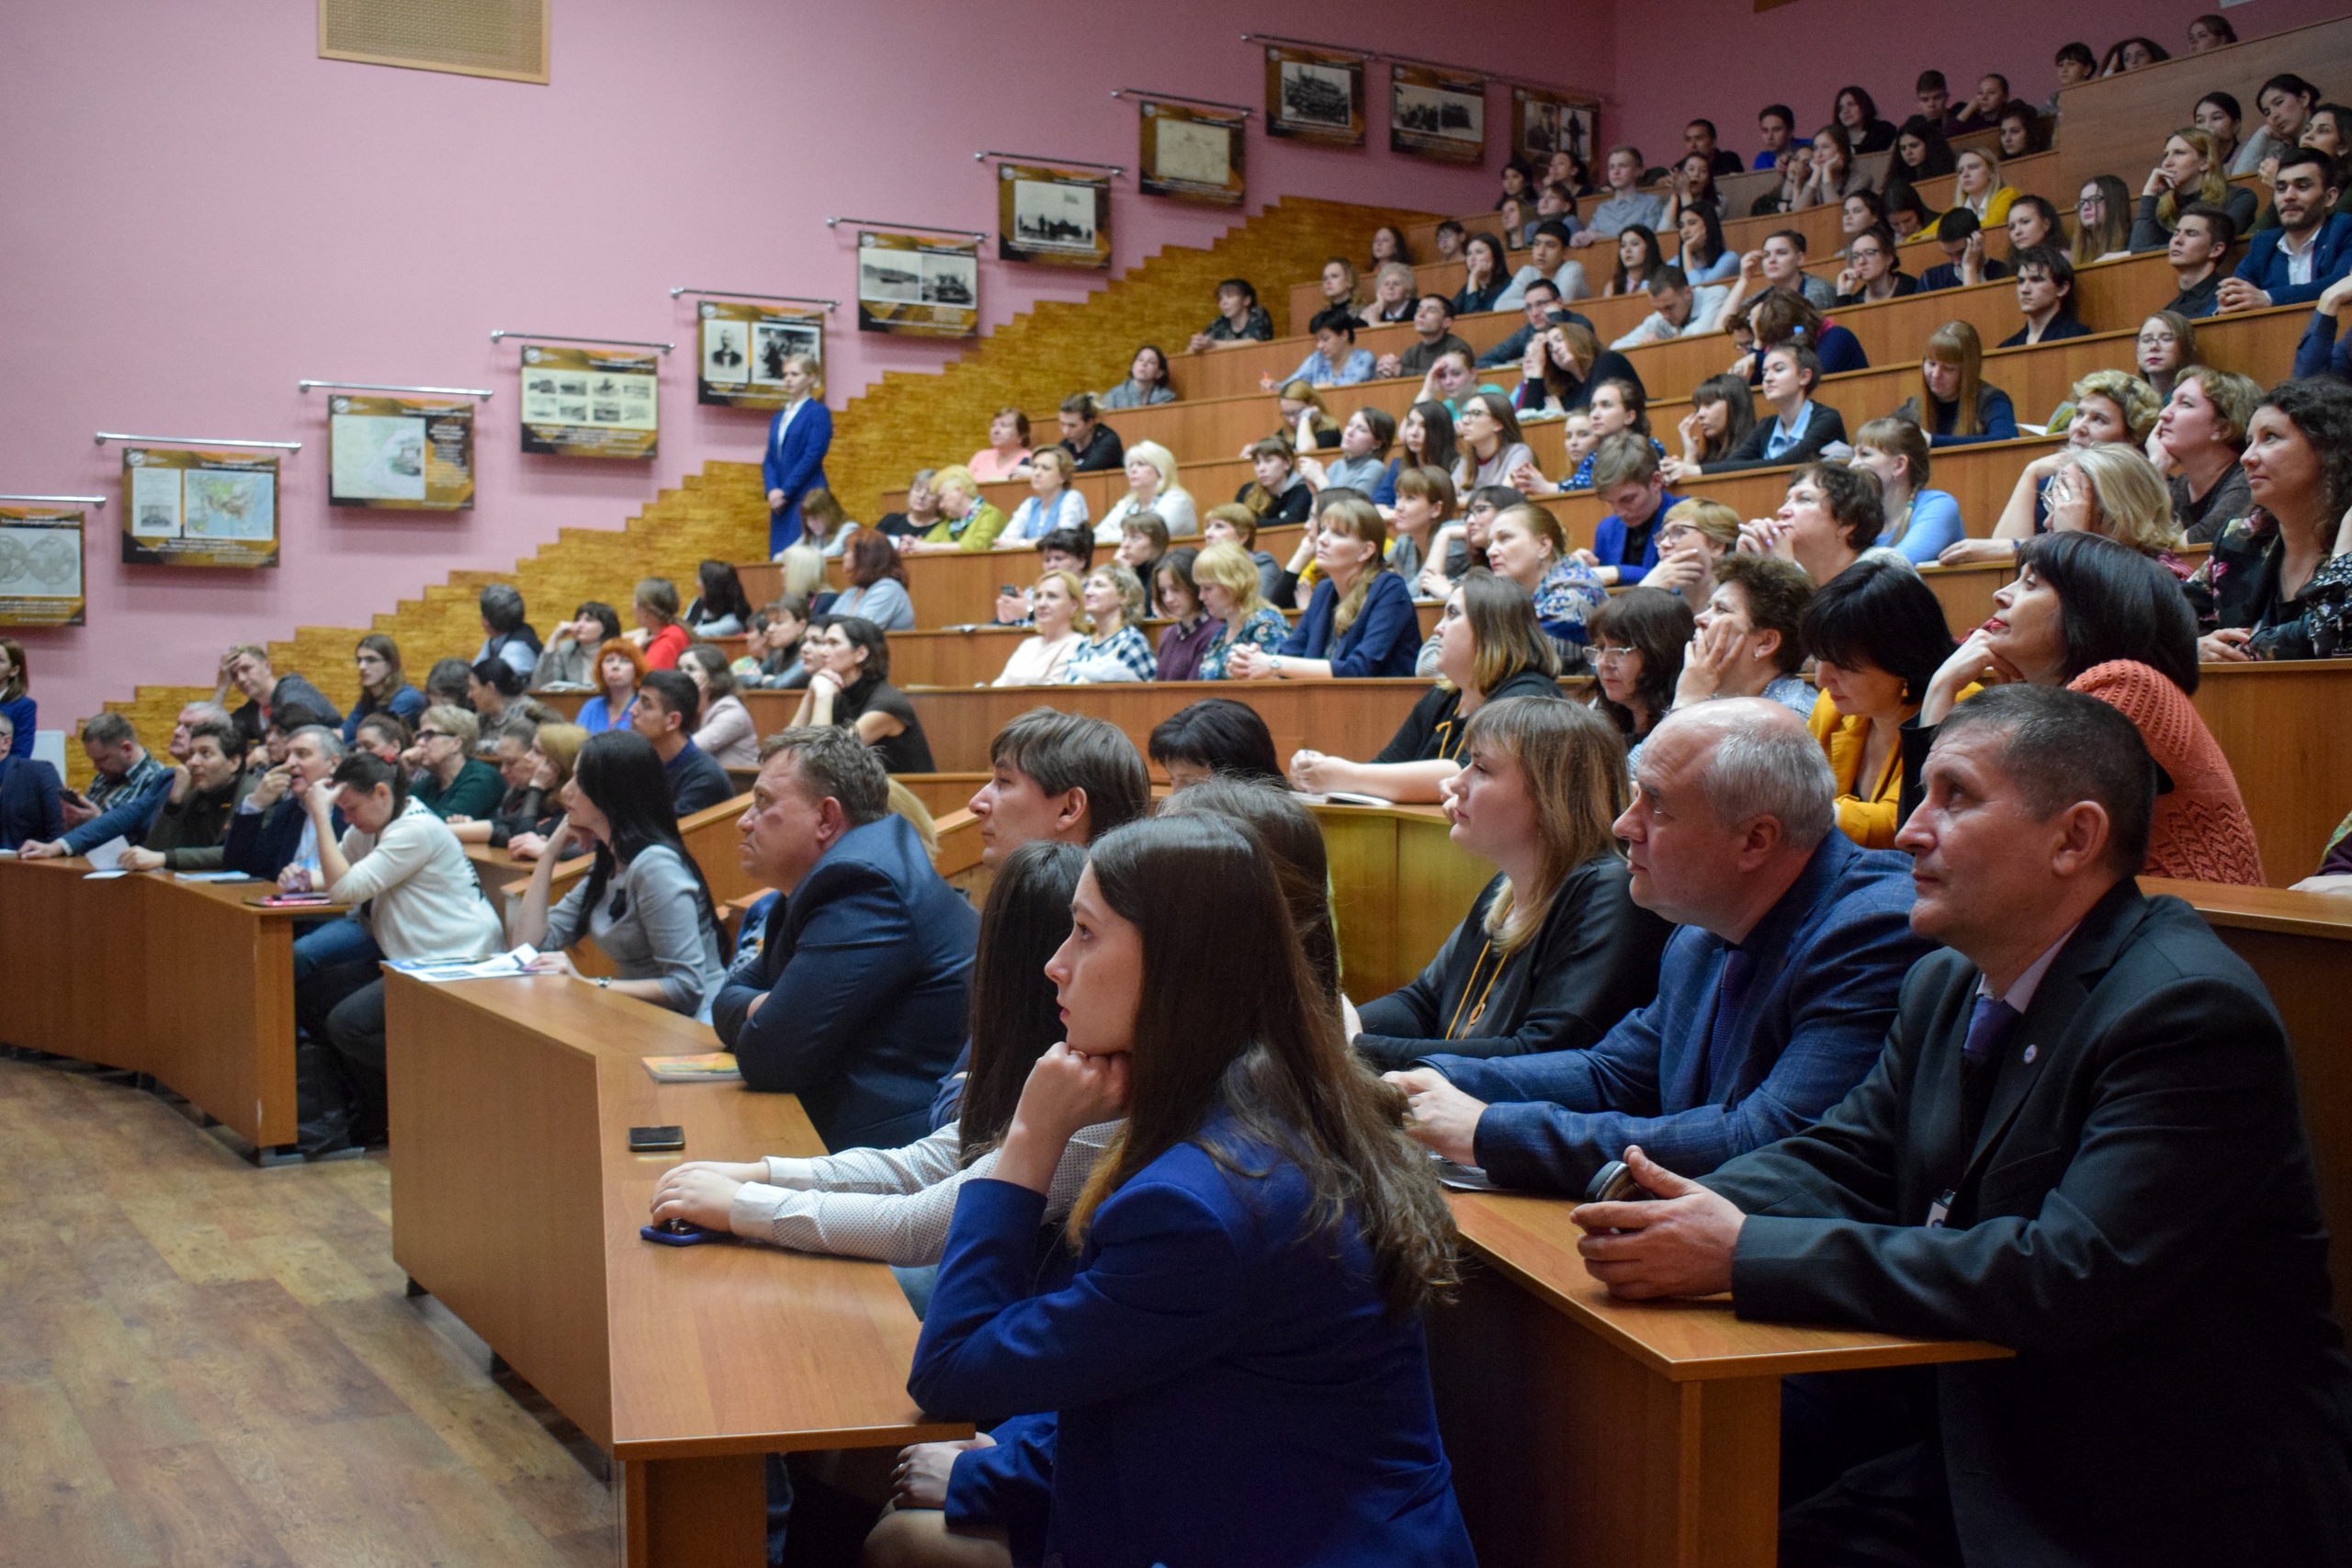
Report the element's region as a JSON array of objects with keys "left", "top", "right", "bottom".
[
  {"left": 1353, "top": 859, "right": 1671, "bottom": 1071},
  {"left": 1704, "top": 400, "right": 1846, "bottom": 473},
  {"left": 1706, "top": 881, "right": 2352, "bottom": 1565}
]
